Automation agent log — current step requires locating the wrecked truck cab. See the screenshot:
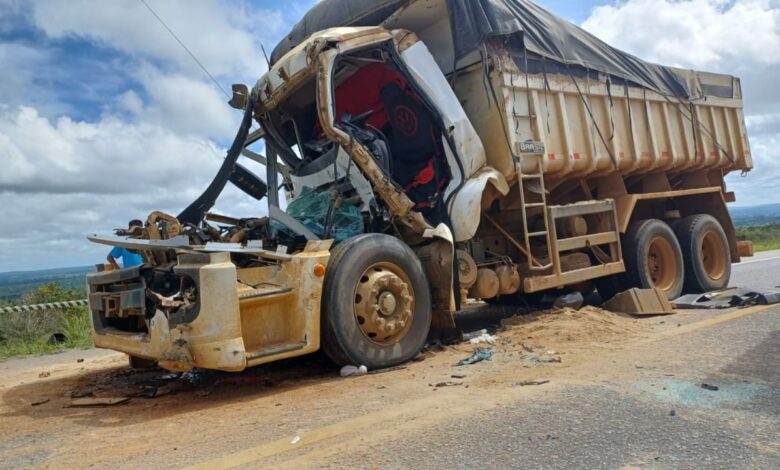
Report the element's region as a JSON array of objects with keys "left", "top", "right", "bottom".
[{"left": 86, "top": 28, "right": 492, "bottom": 372}]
